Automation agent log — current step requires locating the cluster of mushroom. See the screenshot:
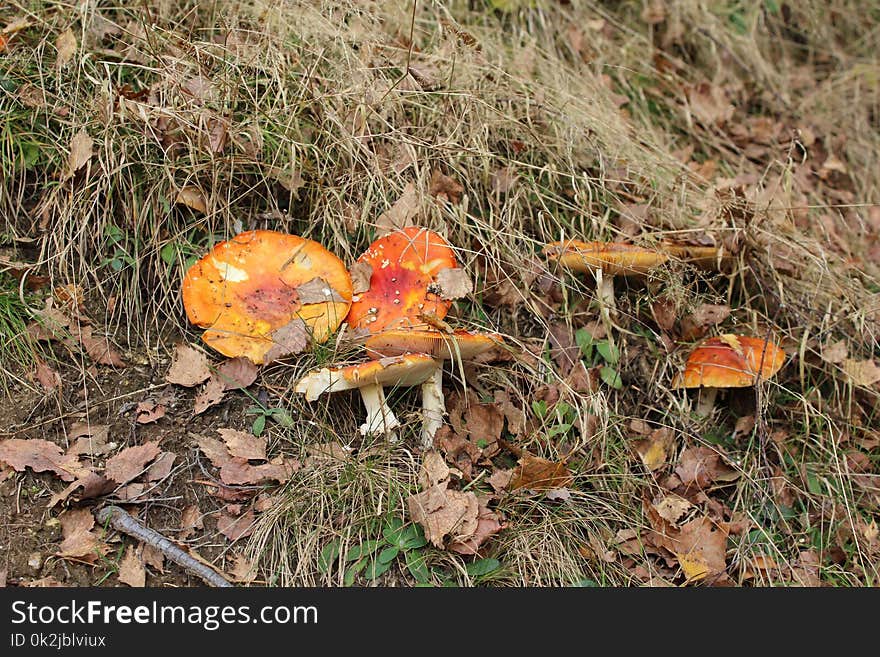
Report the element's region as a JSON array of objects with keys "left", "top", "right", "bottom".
[
  {"left": 182, "top": 227, "right": 503, "bottom": 448},
  {"left": 544, "top": 239, "right": 785, "bottom": 414}
]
